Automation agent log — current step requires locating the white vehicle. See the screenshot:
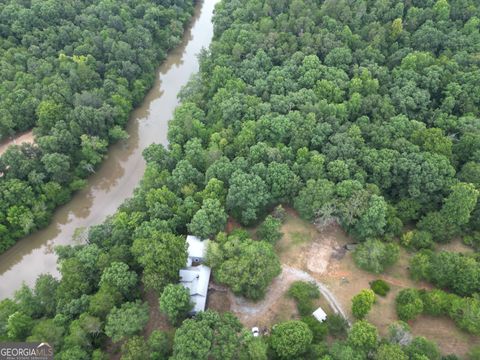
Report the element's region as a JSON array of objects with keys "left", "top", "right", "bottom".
[{"left": 251, "top": 327, "right": 260, "bottom": 337}]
